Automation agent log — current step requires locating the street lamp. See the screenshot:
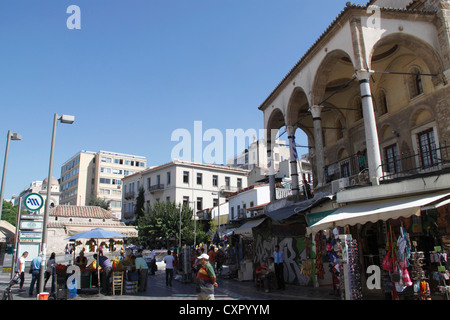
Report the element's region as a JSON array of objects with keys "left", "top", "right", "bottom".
[
  {"left": 0, "top": 130, "right": 22, "bottom": 220},
  {"left": 39, "top": 113, "right": 74, "bottom": 294}
]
